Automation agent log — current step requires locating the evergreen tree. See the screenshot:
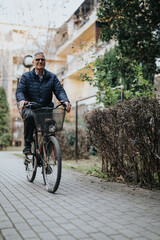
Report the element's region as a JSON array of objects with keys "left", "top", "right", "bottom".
[{"left": 0, "top": 87, "right": 11, "bottom": 149}]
